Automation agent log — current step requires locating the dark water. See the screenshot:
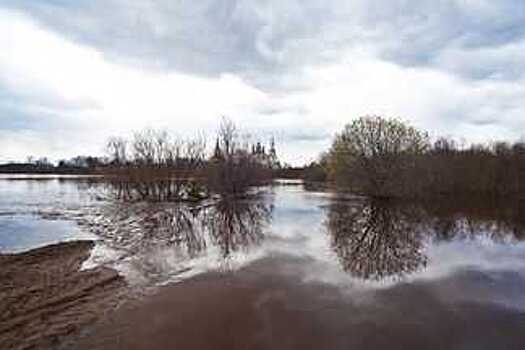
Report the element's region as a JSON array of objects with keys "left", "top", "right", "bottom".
[{"left": 2, "top": 176, "right": 525, "bottom": 348}]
